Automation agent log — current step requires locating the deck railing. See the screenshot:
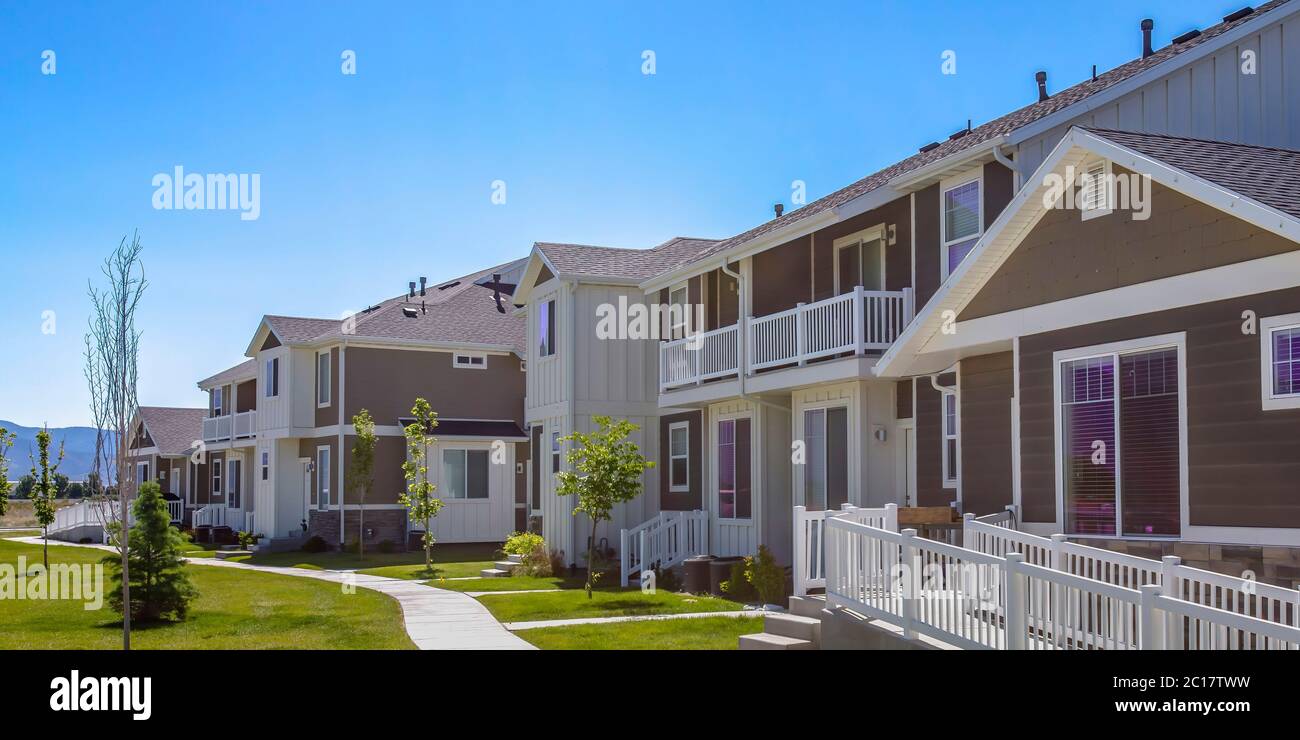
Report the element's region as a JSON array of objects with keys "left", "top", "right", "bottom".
[
  {"left": 794, "top": 503, "right": 899, "bottom": 596},
  {"left": 234, "top": 410, "right": 257, "bottom": 439},
  {"left": 619, "top": 510, "right": 709, "bottom": 587},
  {"left": 202, "top": 414, "right": 232, "bottom": 442},
  {"left": 659, "top": 287, "right": 914, "bottom": 391}
]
